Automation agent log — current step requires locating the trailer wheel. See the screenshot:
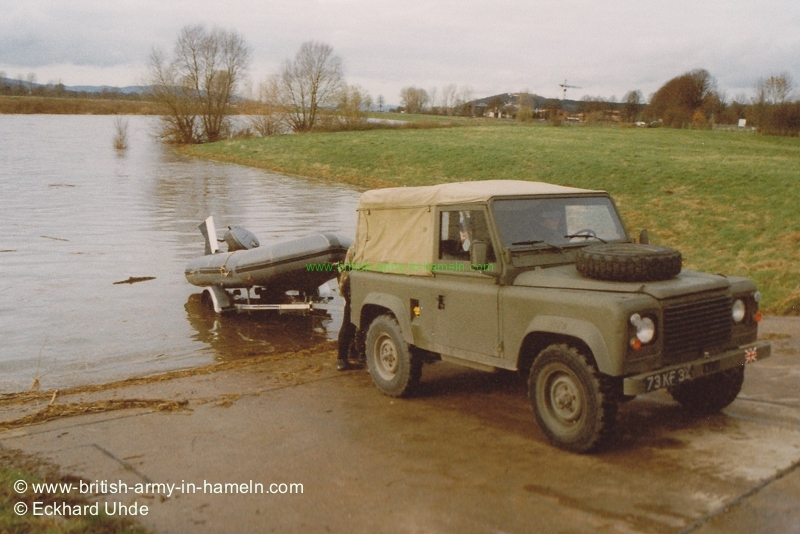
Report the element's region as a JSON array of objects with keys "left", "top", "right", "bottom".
[{"left": 365, "top": 314, "right": 421, "bottom": 397}]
